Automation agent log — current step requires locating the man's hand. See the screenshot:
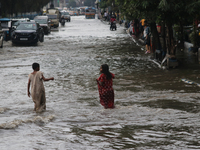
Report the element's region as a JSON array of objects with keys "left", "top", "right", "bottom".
[{"left": 28, "top": 91, "right": 31, "bottom": 97}]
